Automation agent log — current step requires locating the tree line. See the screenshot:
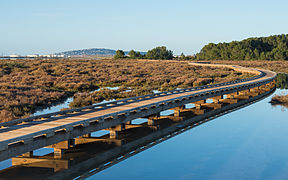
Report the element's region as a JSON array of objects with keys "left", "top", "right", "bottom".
[
  {"left": 114, "top": 46, "right": 174, "bottom": 60},
  {"left": 196, "top": 34, "right": 288, "bottom": 60}
]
